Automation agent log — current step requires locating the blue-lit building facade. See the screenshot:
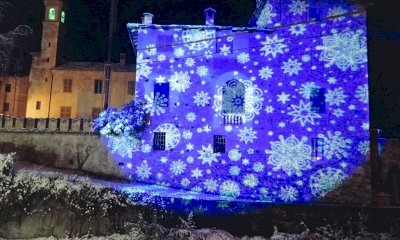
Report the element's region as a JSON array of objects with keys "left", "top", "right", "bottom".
[{"left": 123, "top": 0, "right": 369, "bottom": 203}]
